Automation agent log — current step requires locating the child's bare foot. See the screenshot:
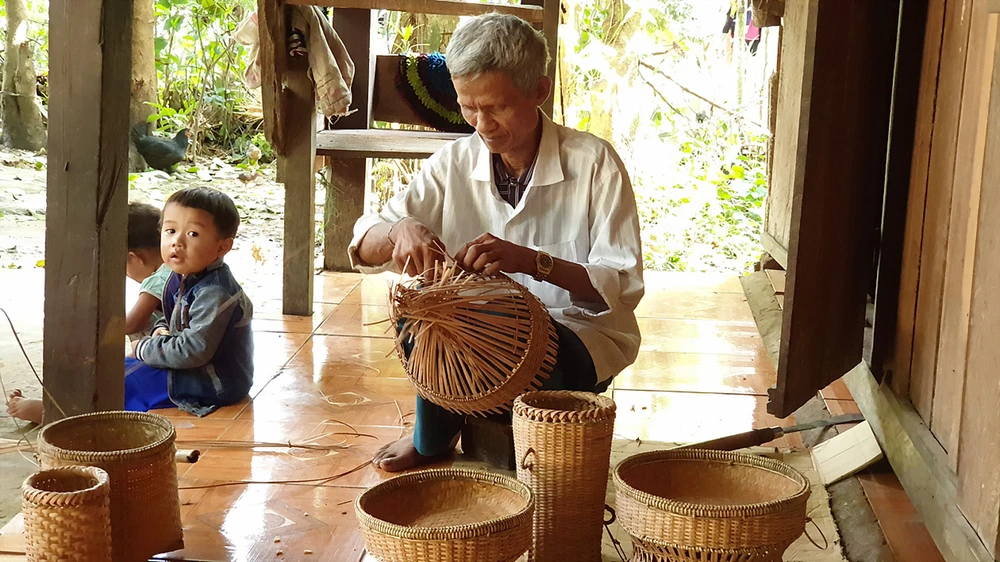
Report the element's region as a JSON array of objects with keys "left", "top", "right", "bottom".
[
  {"left": 372, "top": 435, "right": 449, "bottom": 472},
  {"left": 6, "top": 391, "right": 43, "bottom": 425}
]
